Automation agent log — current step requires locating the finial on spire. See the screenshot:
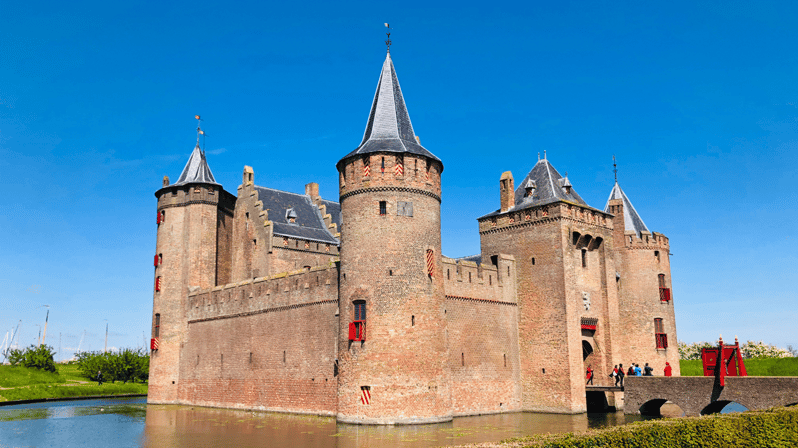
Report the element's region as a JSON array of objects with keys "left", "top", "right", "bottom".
[
  {"left": 613, "top": 155, "right": 618, "bottom": 182},
  {"left": 384, "top": 23, "right": 392, "bottom": 53},
  {"left": 195, "top": 115, "right": 206, "bottom": 152},
  {"left": 537, "top": 152, "right": 540, "bottom": 161},
  {"left": 544, "top": 150, "right": 547, "bottom": 160}
]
